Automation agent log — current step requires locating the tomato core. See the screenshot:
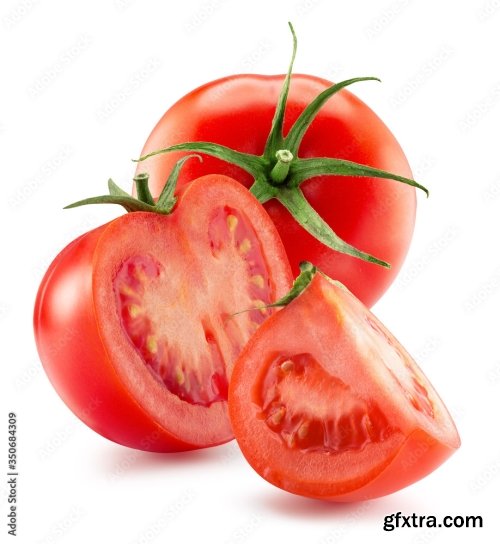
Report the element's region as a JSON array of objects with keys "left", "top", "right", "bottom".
[
  {"left": 115, "top": 255, "right": 228, "bottom": 406},
  {"left": 255, "top": 353, "right": 392, "bottom": 454}
]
